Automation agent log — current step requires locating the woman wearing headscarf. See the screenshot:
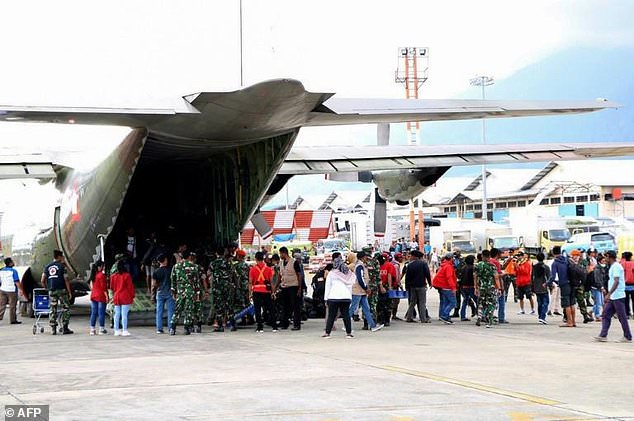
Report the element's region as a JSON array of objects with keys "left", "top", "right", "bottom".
[{"left": 323, "top": 255, "right": 355, "bottom": 338}]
